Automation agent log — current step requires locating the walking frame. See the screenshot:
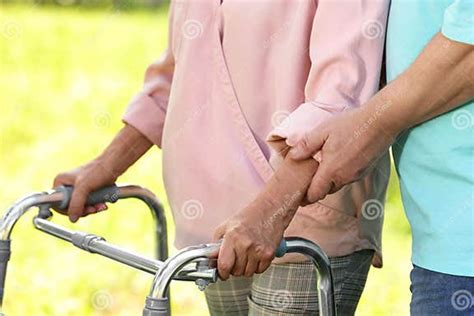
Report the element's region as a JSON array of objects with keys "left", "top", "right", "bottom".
[{"left": 0, "top": 184, "right": 336, "bottom": 315}]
